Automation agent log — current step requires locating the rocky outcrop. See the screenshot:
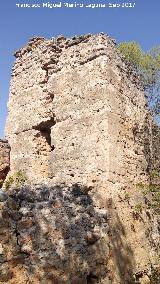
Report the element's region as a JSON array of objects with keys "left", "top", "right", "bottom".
[
  {"left": 0, "top": 139, "right": 10, "bottom": 187},
  {"left": 1, "top": 33, "right": 160, "bottom": 283}
]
